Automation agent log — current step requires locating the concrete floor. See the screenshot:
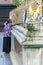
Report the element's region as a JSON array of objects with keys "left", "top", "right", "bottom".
[
  {"left": 0, "top": 32, "right": 12, "bottom": 65},
  {"left": 0, "top": 32, "right": 19, "bottom": 65}
]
